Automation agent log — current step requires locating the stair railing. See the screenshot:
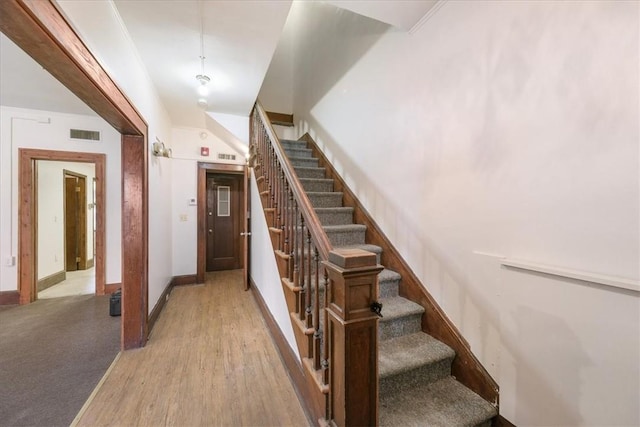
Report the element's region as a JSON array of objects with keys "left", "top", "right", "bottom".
[{"left": 250, "top": 101, "right": 382, "bottom": 426}]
